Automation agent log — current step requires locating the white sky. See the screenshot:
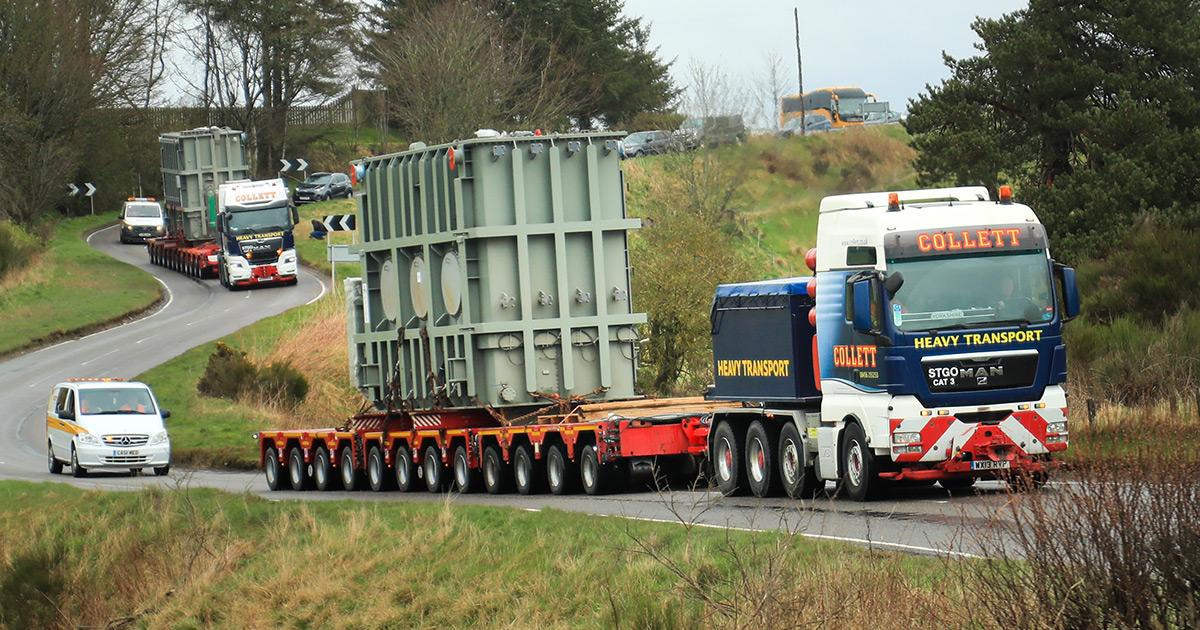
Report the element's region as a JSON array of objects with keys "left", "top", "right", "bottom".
[{"left": 622, "top": 0, "right": 1028, "bottom": 119}]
